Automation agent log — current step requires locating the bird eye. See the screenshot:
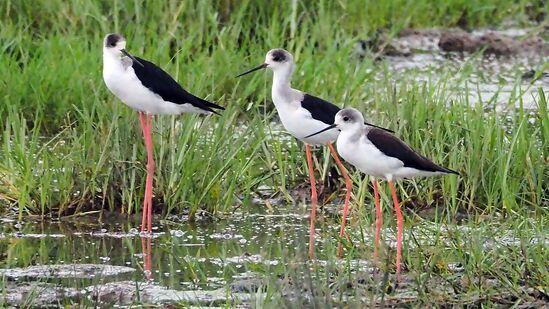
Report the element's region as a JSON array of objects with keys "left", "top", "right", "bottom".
[
  {"left": 110, "top": 42, "right": 116, "bottom": 47},
  {"left": 343, "top": 116, "right": 349, "bottom": 122}
]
